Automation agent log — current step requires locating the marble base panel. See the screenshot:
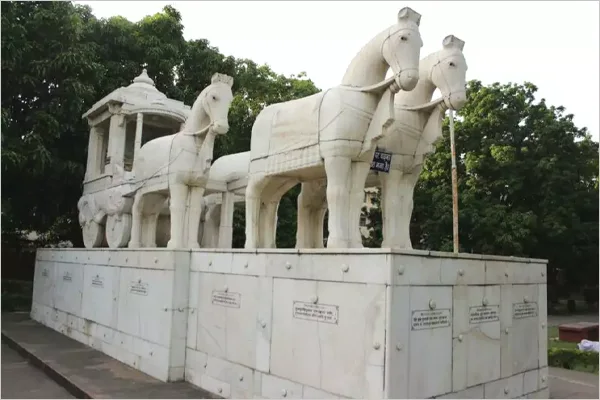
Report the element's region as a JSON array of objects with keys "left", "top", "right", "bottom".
[
  {"left": 185, "top": 249, "right": 548, "bottom": 399},
  {"left": 31, "top": 248, "right": 190, "bottom": 382}
]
